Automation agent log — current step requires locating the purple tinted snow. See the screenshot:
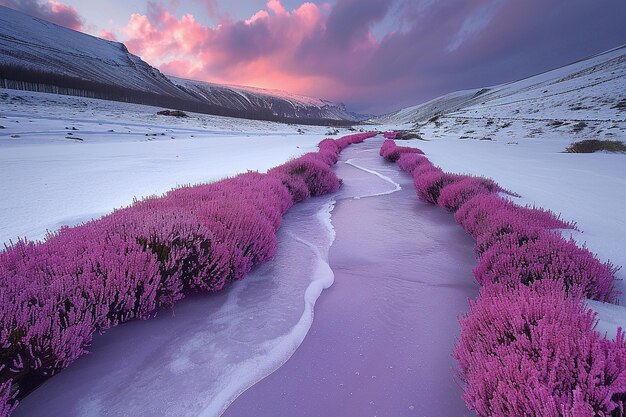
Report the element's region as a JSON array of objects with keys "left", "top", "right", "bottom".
[
  {"left": 380, "top": 139, "right": 626, "bottom": 416},
  {"left": 0, "top": 132, "right": 376, "bottom": 415}
]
